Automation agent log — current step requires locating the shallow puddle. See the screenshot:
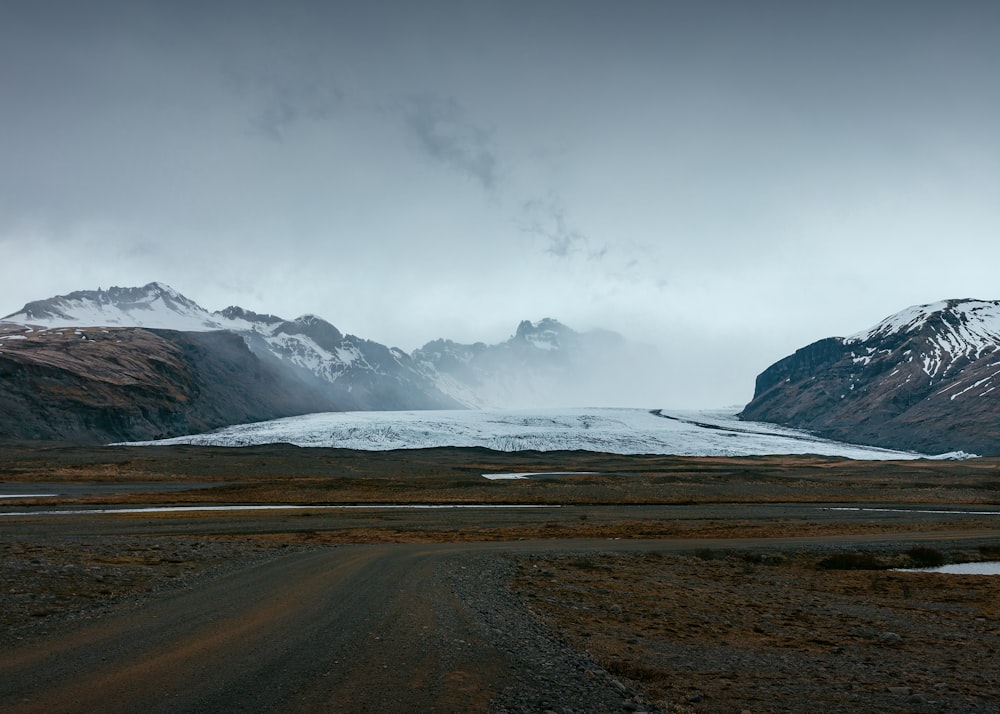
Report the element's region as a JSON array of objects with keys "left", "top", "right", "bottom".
[
  {"left": 0, "top": 503, "right": 560, "bottom": 517},
  {"left": 483, "top": 471, "right": 600, "bottom": 480},
  {"left": 898, "top": 561, "right": 1000, "bottom": 575},
  {"left": 827, "top": 507, "right": 1000, "bottom": 516}
]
